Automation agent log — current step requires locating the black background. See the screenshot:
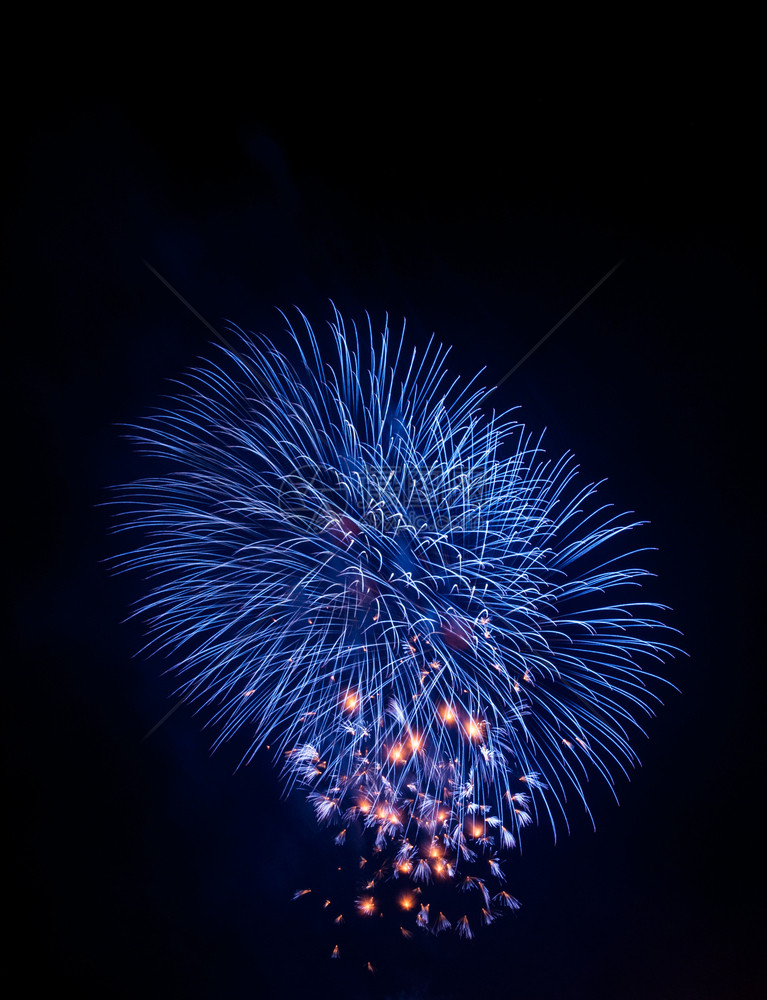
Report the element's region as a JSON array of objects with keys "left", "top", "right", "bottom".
[{"left": 9, "top": 42, "right": 762, "bottom": 1000}]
